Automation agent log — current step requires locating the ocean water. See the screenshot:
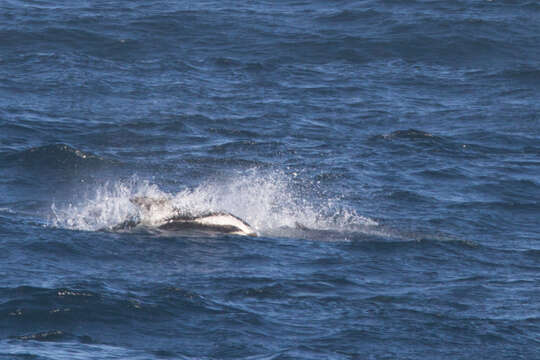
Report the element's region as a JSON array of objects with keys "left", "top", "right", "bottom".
[{"left": 1, "top": 0, "right": 539, "bottom": 359}]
